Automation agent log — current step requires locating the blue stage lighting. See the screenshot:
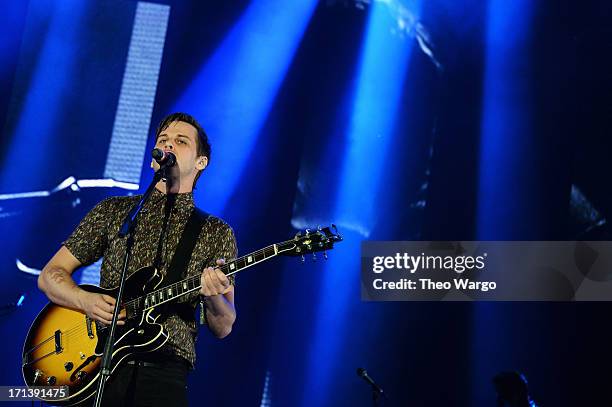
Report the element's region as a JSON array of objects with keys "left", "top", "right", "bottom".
[
  {"left": 170, "top": 0, "right": 318, "bottom": 215},
  {"left": 477, "top": 0, "right": 534, "bottom": 239},
  {"left": 473, "top": 1, "right": 533, "bottom": 404},
  {"left": 300, "top": 2, "right": 420, "bottom": 405},
  {"left": 0, "top": 0, "right": 88, "bottom": 193}
]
